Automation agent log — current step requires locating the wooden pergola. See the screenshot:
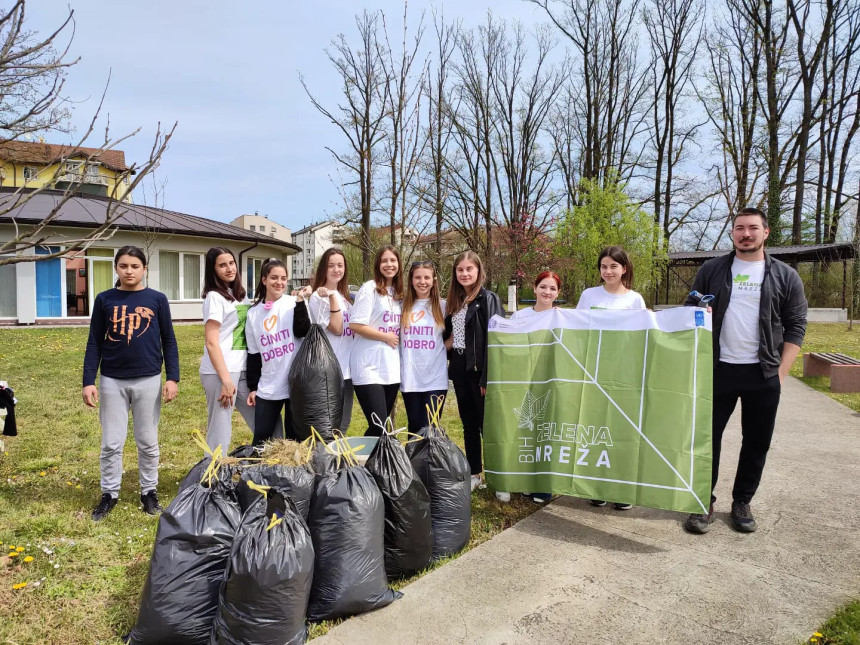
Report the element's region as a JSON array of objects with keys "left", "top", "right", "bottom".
[{"left": 657, "top": 243, "right": 856, "bottom": 306}]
